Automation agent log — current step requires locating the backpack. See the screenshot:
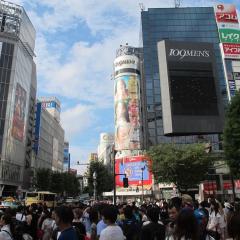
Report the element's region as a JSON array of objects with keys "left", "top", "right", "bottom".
[{"left": 13, "top": 219, "right": 27, "bottom": 240}]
